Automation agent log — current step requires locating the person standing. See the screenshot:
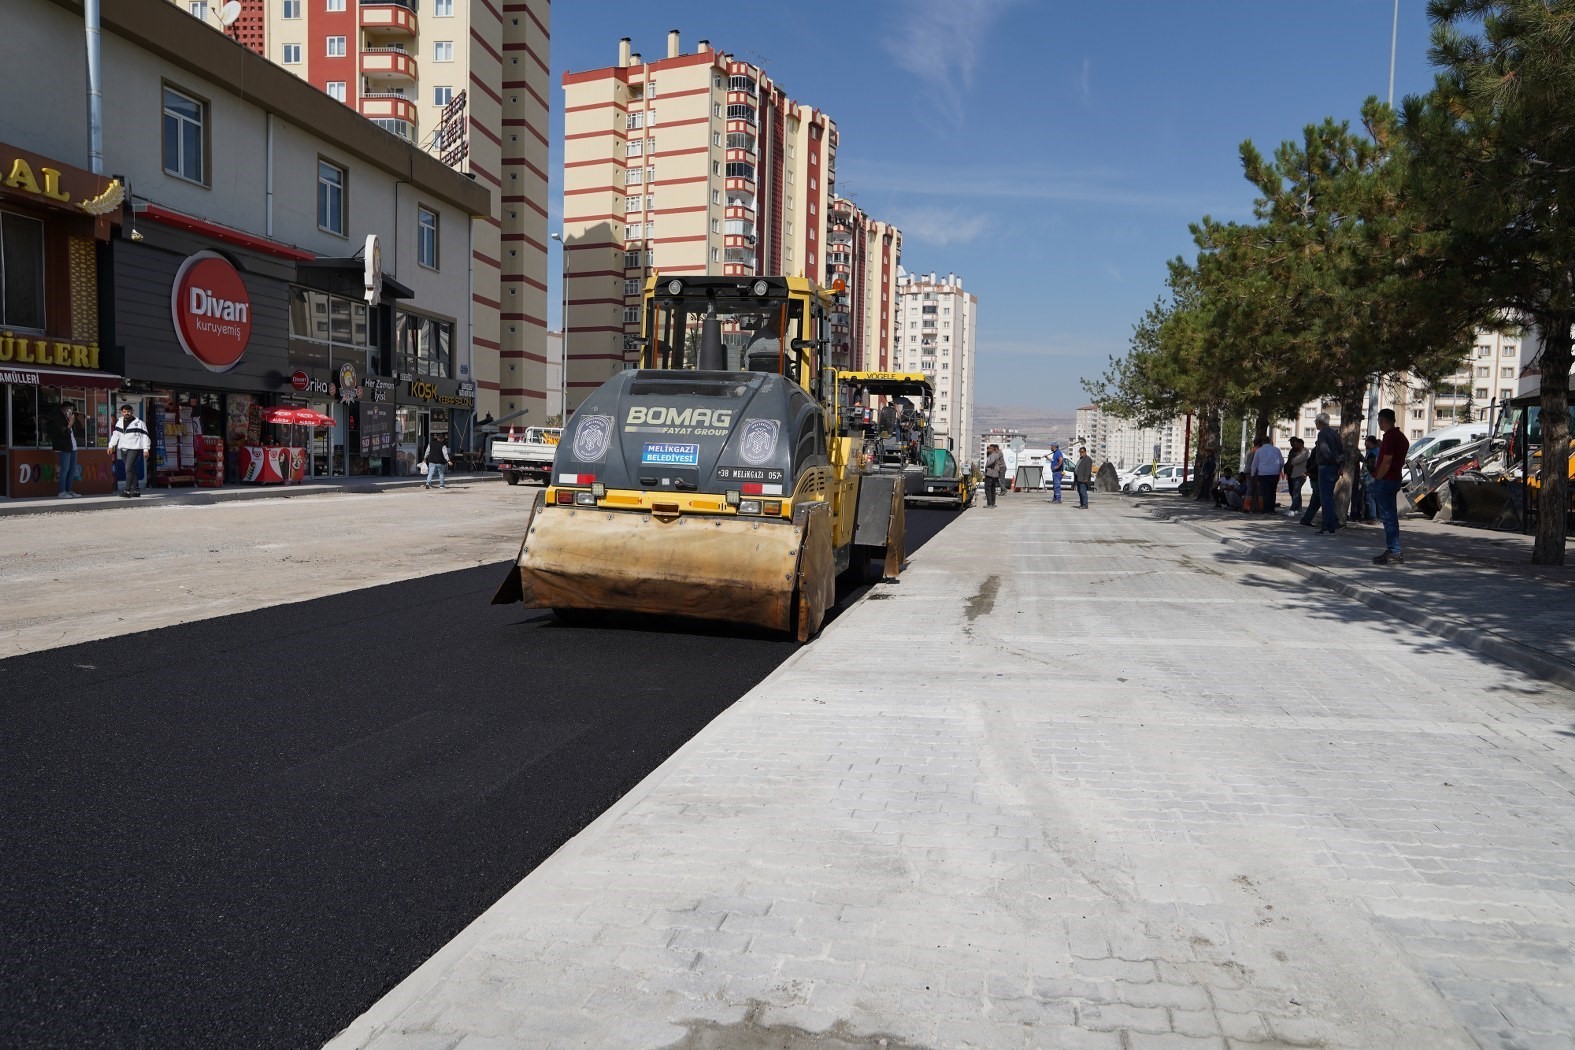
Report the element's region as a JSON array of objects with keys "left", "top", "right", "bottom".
[
  {"left": 1371, "top": 409, "right": 1410, "bottom": 564},
  {"left": 106, "top": 404, "right": 151, "bottom": 498},
  {"left": 47, "top": 402, "right": 83, "bottom": 498},
  {"left": 424, "top": 432, "right": 453, "bottom": 490},
  {"left": 1284, "top": 437, "right": 1308, "bottom": 514},
  {"left": 1196, "top": 446, "right": 1218, "bottom": 503},
  {"left": 1049, "top": 443, "right": 1065, "bottom": 503},
  {"left": 1358, "top": 434, "right": 1381, "bottom": 522},
  {"left": 1311, "top": 412, "right": 1345, "bottom": 533},
  {"left": 983, "top": 443, "right": 1005, "bottom": 508},
  {"left": 1250, "top": 436, "right": 1284, "bottom": 513},
  {"left": 1073, "top": 445, "right": 1094, "bottom": 508}
]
